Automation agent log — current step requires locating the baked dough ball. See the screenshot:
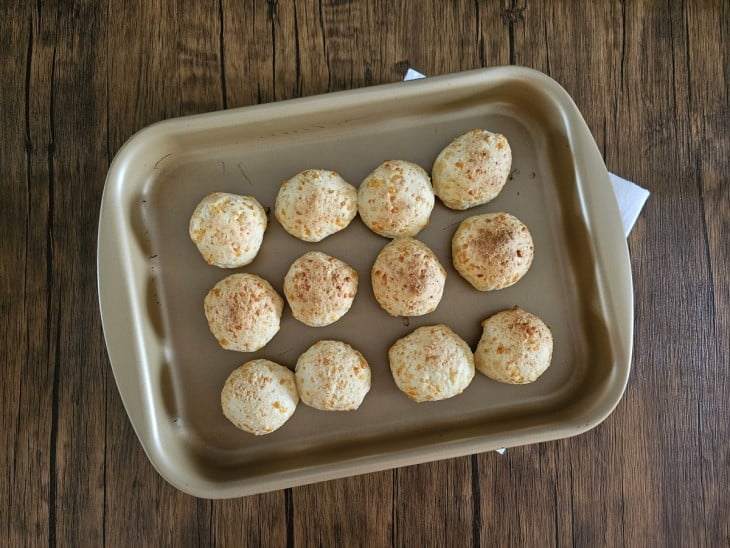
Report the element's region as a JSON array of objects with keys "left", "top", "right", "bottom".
[
  {"left": 475, "top": 307, "right": 553, "bottom": 384},
  {"left": 284, "top": 251, "right": 358, "bottom": 327},
  {"left": 388, "top": 324, "right": 475, "bottom": 402},
  {"left": 221, "top": 359, "right": 299, "bottom": 435},
  {"left": 189, "top": 192, "right": 267, "bottom": 268},
  {"left": 204, "top": 273, "right": 284, "bottom": 352},
  {"left": 294, "top": 340, "right": 371, "bottom": 411},
  {"left": 371, "top": 237, "right": 446, "bottom": 317},
  {"left": 275, "top": 169, "right": 357, "bottom": 242},
  {"left": 452, "top": 212, "right": 534, "bottom": 291},
  {"left": 358, "top": 160, "right": 435, "bottom": 238},
  {"left": 432, "top": 129, "right": 512, "bottom": 210}
]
